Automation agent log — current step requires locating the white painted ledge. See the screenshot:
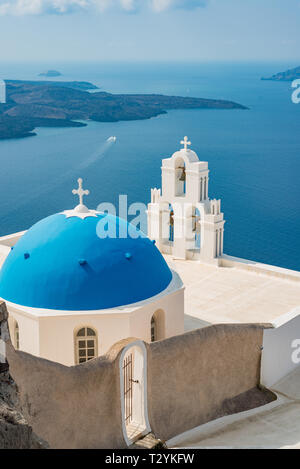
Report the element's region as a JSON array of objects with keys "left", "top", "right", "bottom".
[{"left": 220, "top": 254, "right": 300, "bottom": 282}]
